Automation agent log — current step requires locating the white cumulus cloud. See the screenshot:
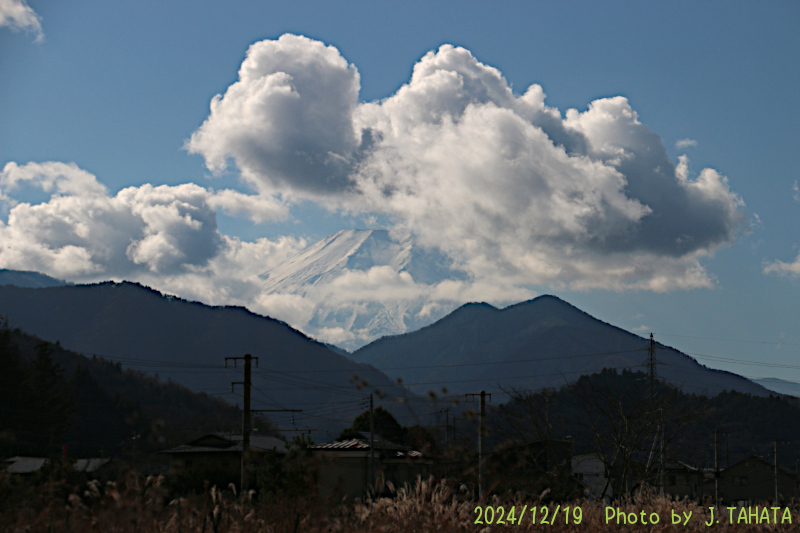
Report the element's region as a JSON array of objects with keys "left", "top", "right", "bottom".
[
  {"left": 0, "top": 0, "right": 42, "bottom": 41},
  {"left": 763, "top": 181, "right": 800, "bottom": 278},
  {"left": 187, "top": 35, "right": 747, "bottom": 292},
  {"left": 676, "top": 138, "right": 698, "bottom": 149},
  {"left": 764, "top": 257, "right": 800, "bottom": 277},
  {"left": 0, "top": 35, "right": 753, "bottom": 349},
  {"left": 186, "top": 34, "right": 362, "bottom": 200},
  {"left": 0, "top": 161, "right": 305, "bottom": 290}
]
